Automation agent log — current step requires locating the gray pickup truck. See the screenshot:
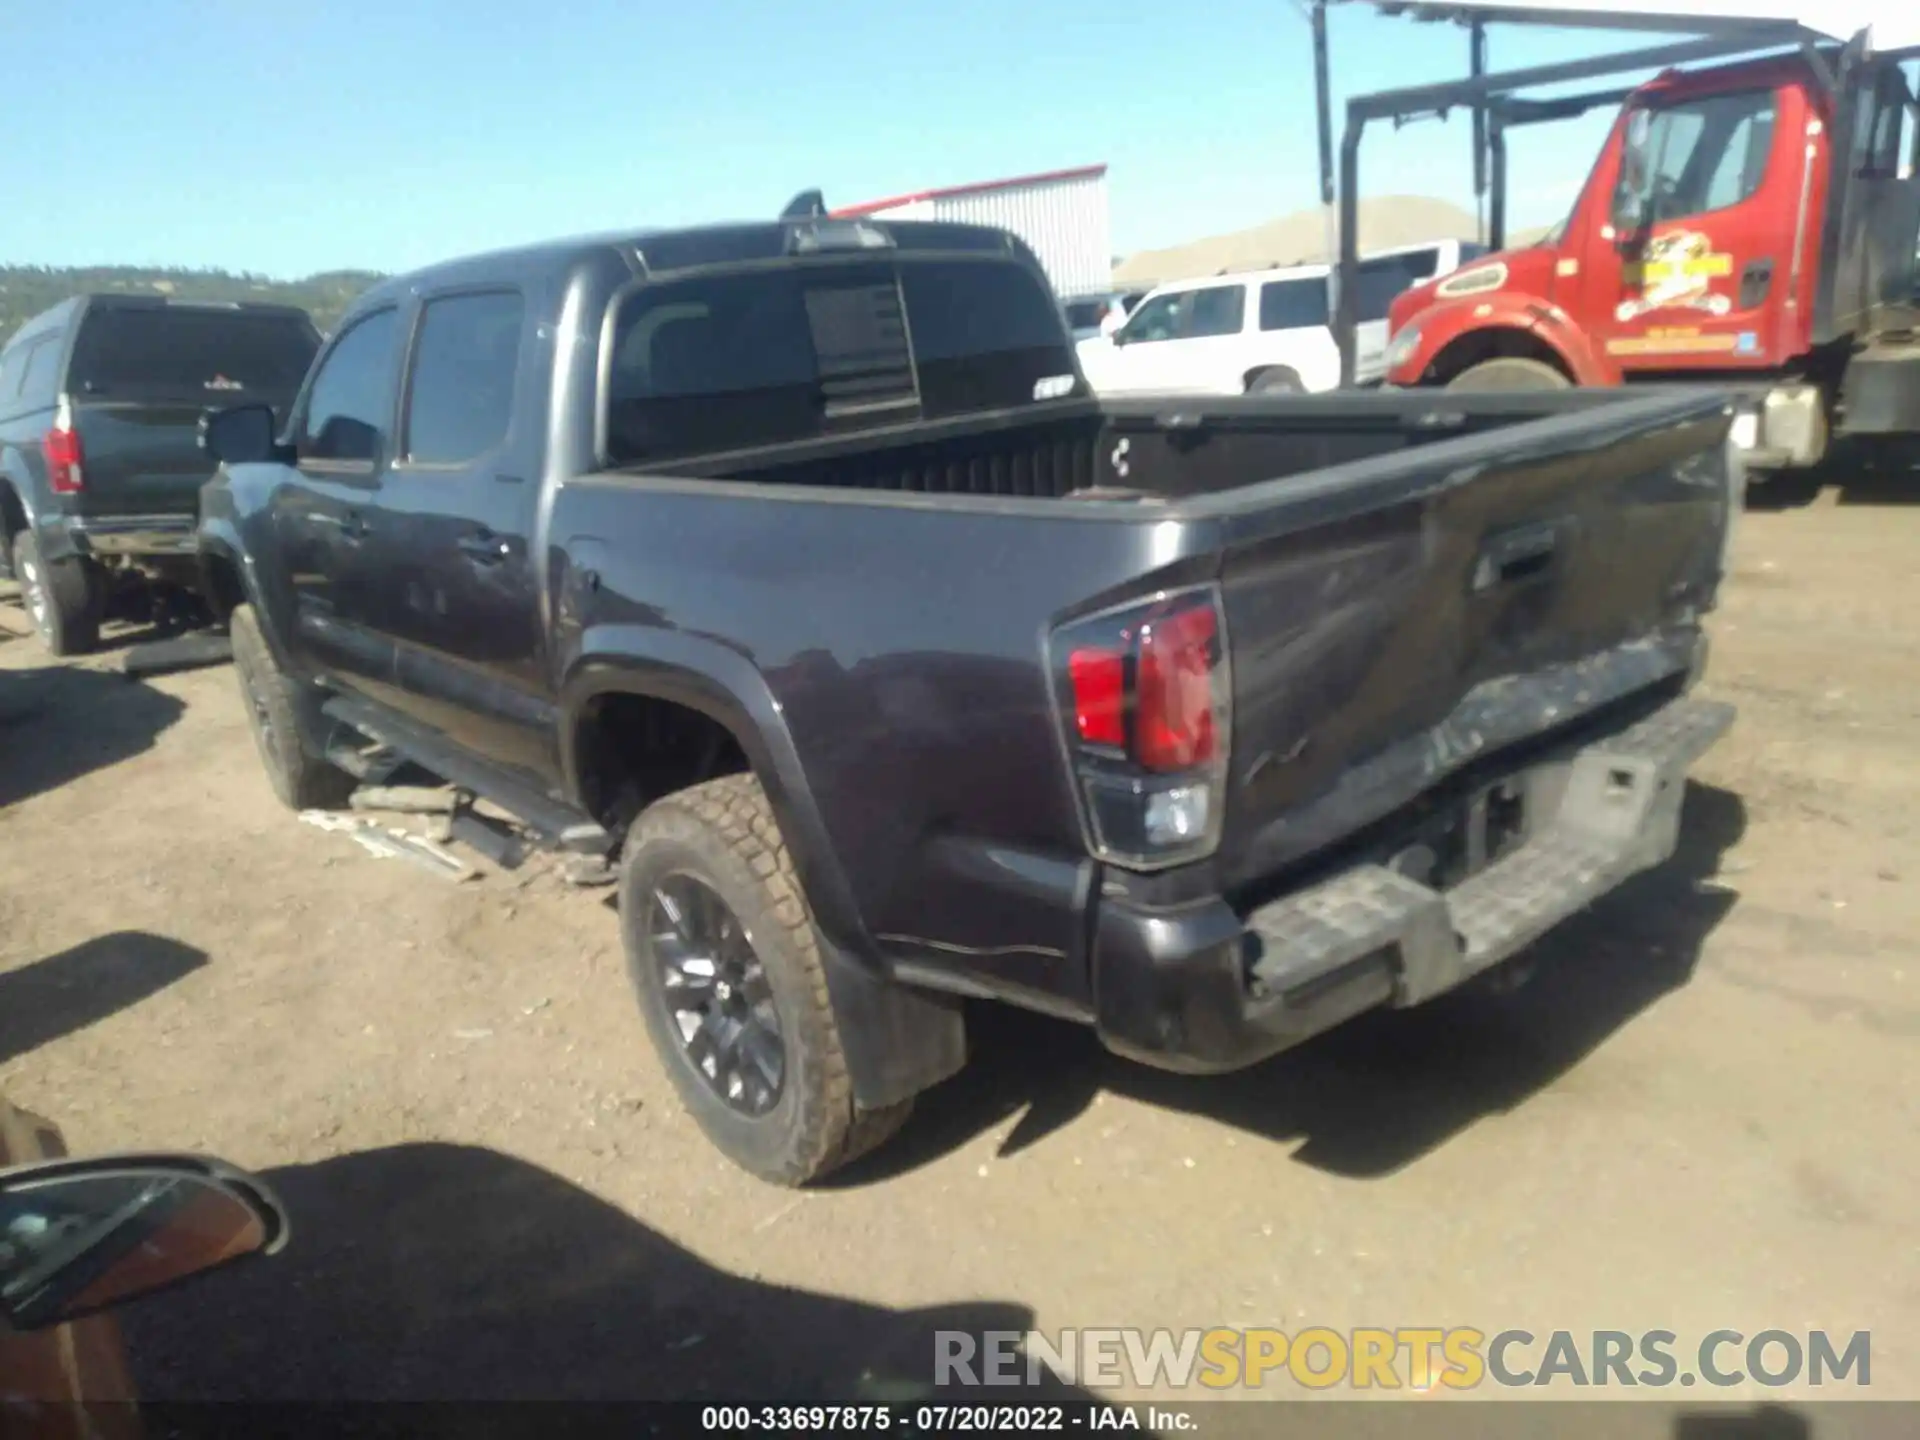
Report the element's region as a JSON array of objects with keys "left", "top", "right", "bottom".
[
  {"left": 0, "top": 295, "right": 319, "bottom": 653},
  {"left": 198, "top": 212, "right": 1739, "bottom": 1185}
]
